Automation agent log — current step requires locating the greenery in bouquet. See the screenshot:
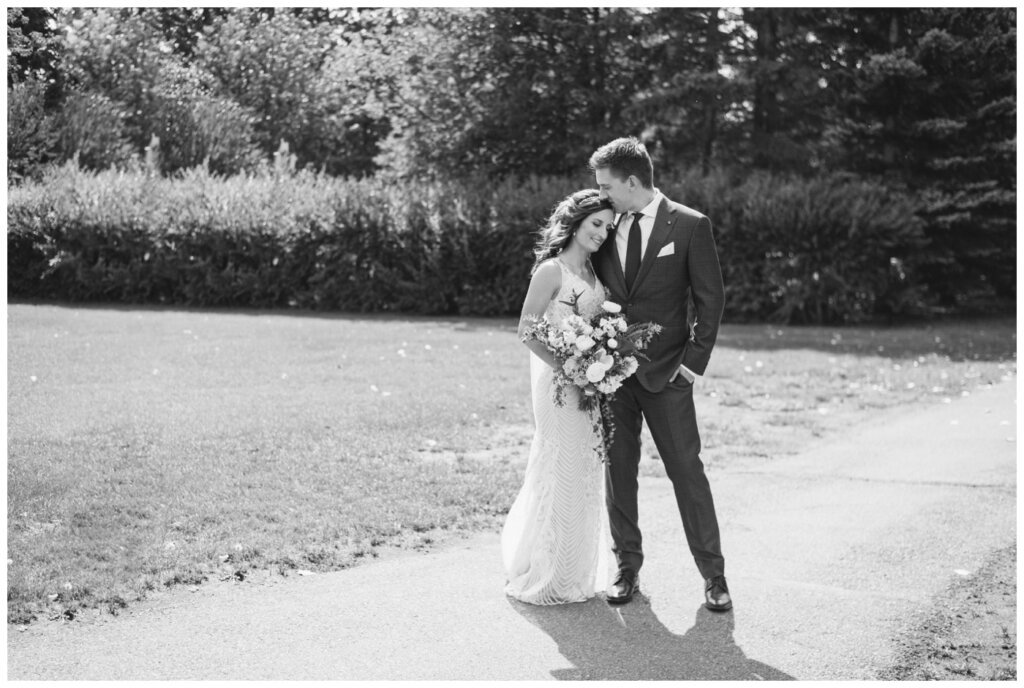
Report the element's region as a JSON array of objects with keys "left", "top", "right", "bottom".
[{"left": 521, "top": 291, "right": 662, "bottom": 460}]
